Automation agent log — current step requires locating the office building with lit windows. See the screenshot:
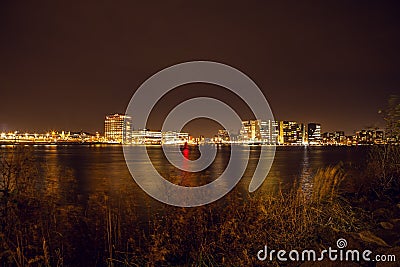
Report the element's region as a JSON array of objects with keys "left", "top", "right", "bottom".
[
  {"left": 355, "top": 129, "right": 385, "bottom": 145},
  {"left": 265, "top": 120, "right": 279, "bottom": 144},
  {"left": 307, "top": 123, "right": 321, "bottom": 144},
  {"left": 131, "top": 129, "right": 189, "bottom": 145},
  {"left": 240, "top": 120, "right": 261, "bottom": 142},
  {"left": 239, "top": 120, "right": 279, "bottom": 144},
  {"left": 104, "top": 113, "right": 132, "bottom": 144},
  {"left": 279, "top": 121, "right": 305, "bottom": 145},
  {"left": 132, "top": 129, "right": 162, "bottom": 144},
  {"left": 162, "top": 131, "right": 189, "bottom": 144}
]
